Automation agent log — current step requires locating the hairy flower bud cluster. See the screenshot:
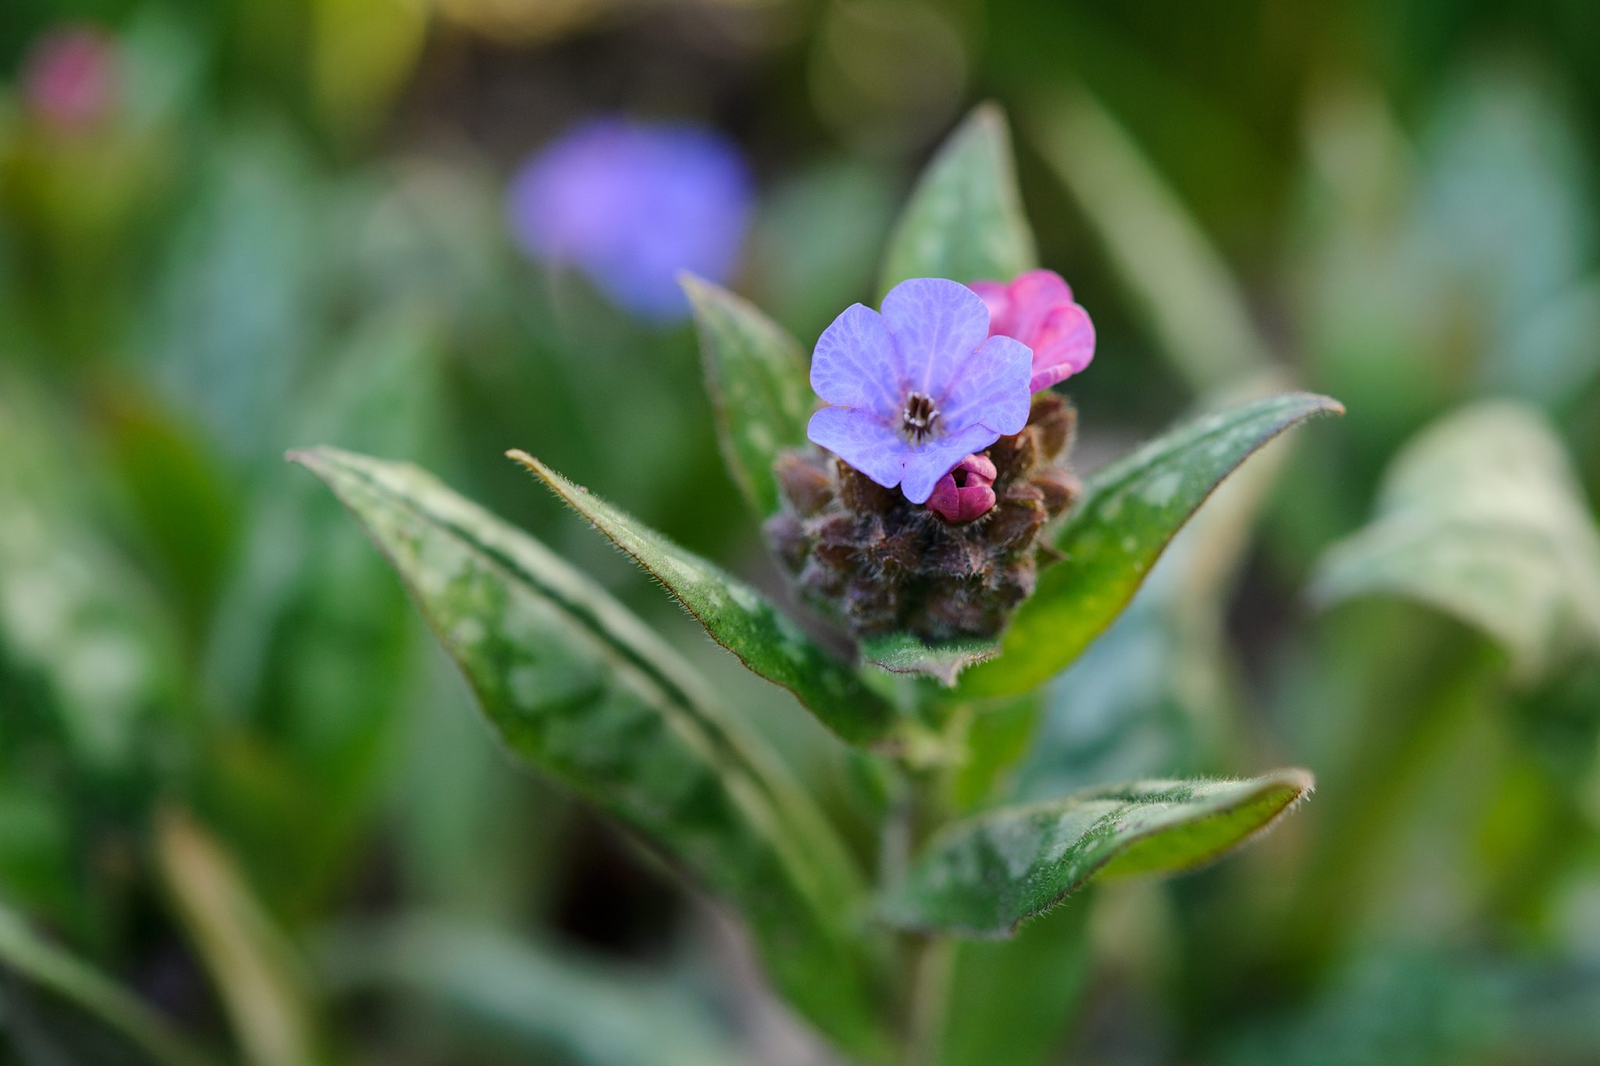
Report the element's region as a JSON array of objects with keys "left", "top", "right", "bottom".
[{"left": 765, "top": 393, "right": 1080, "bottom": 643}]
